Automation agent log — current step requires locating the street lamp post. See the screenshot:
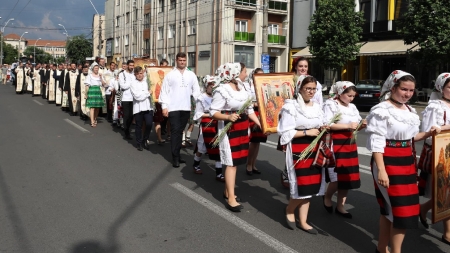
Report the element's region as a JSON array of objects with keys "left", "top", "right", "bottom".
[
  {"left": 18, "top": 31, "right": 28, "bottom": 61},
  {"left": 58, "top": 24, "right": 68, "bottom": 37},
  {"left": 33, "top": 38, "right": 41, "bottom": 64},
  {"left": 0, "top": 18, "right": 14, "bottom": 66}
]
